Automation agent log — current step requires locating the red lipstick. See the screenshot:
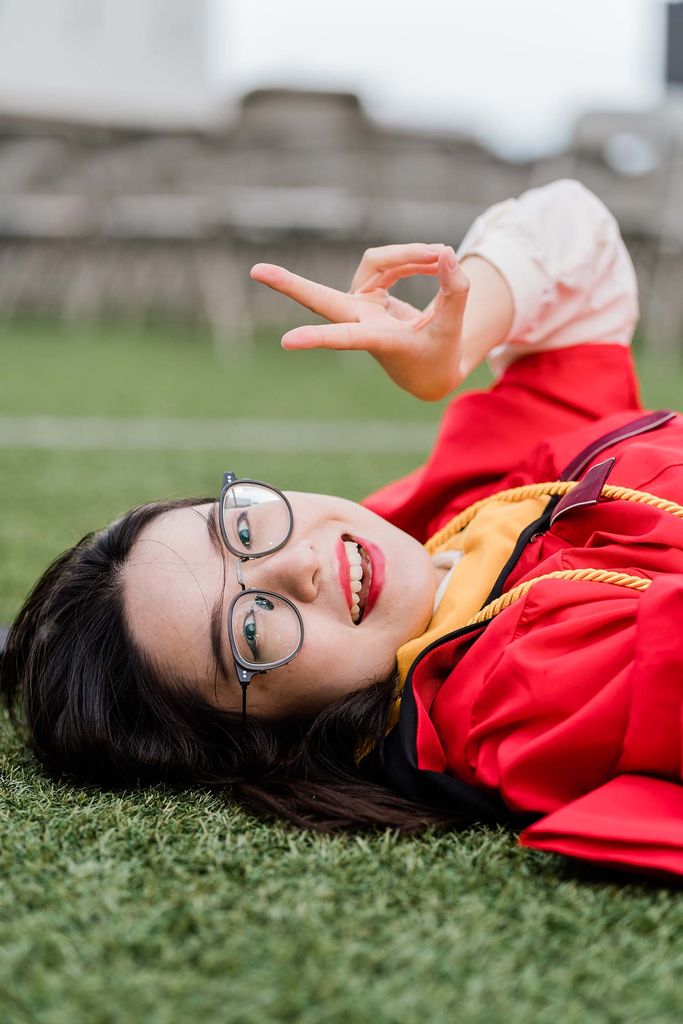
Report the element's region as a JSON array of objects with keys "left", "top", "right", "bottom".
[{"left": 355, "top": 535, "right": 385, "bottom": 617}]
